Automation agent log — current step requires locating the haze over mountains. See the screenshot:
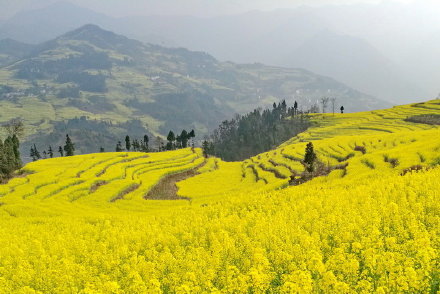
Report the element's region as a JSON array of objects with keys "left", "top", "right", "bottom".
[
  {"left": 1, "top": 1, "right": 440, "bottom": 103},
  {"left": 0, "top": 24, "right": 384, "bottom": 157}
]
